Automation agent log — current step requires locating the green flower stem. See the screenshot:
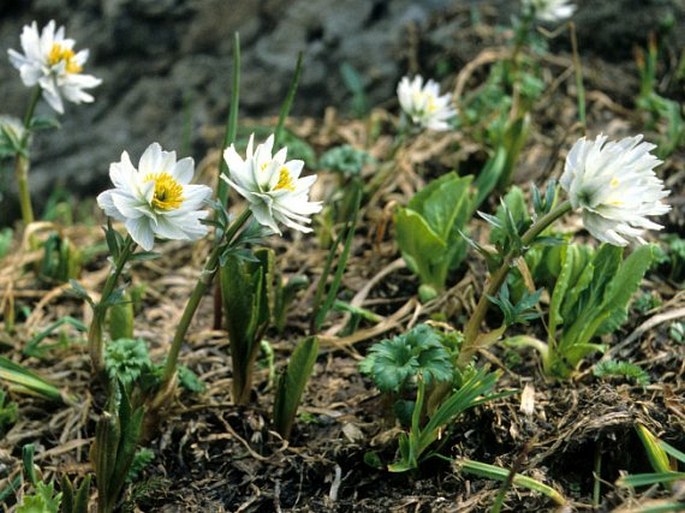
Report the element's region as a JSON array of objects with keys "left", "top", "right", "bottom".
[
  {"left": 458, "top": 200, "right": 572, "bottom": 366},
  {"left": 88, "top": 235, "right": 135, "bottom": 373},
  {"left": 161, "top": 208, "right": 252, "bottom": 388},
  {"left": 15, "top": 87, "right": 41, "bottom": 227}
]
